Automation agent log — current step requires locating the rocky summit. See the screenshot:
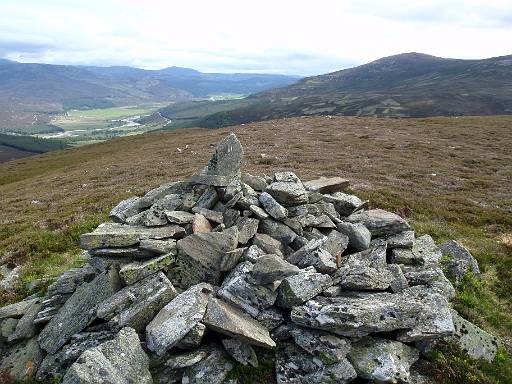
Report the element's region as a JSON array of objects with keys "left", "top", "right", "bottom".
[{"left": 0, "top": 133, "right": 496, "bottom": 383}]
